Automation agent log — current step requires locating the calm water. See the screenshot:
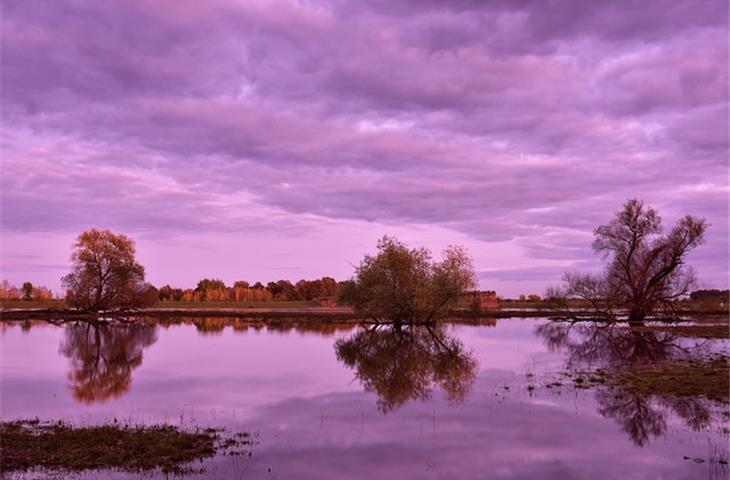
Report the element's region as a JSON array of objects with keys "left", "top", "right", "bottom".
[{"left": 1, "top": 317, "right": 728, "bottom": 479}]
